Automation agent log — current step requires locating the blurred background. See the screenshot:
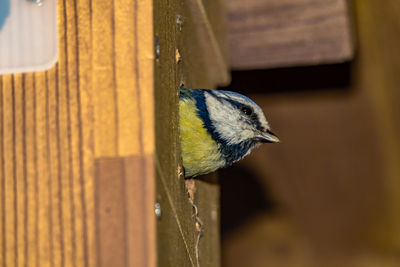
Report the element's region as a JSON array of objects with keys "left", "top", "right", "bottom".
[{"left": 218, "top": 0, "right": 400, "bottom": 266}]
